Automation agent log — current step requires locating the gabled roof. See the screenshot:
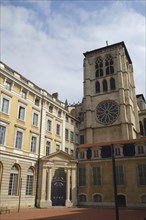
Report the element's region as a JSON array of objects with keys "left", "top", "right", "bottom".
[
  {"left": 83, "top": 41, "right": 132, "bottom": 64},
  {"left": 136, "top": 94, "right": 146, "bottom": 102},
  {"left": 77, "top": 137, "right": 146, "bottom": 149},
  {"left": 40, "top": 150, "right": 77, "bottom": 162}
]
